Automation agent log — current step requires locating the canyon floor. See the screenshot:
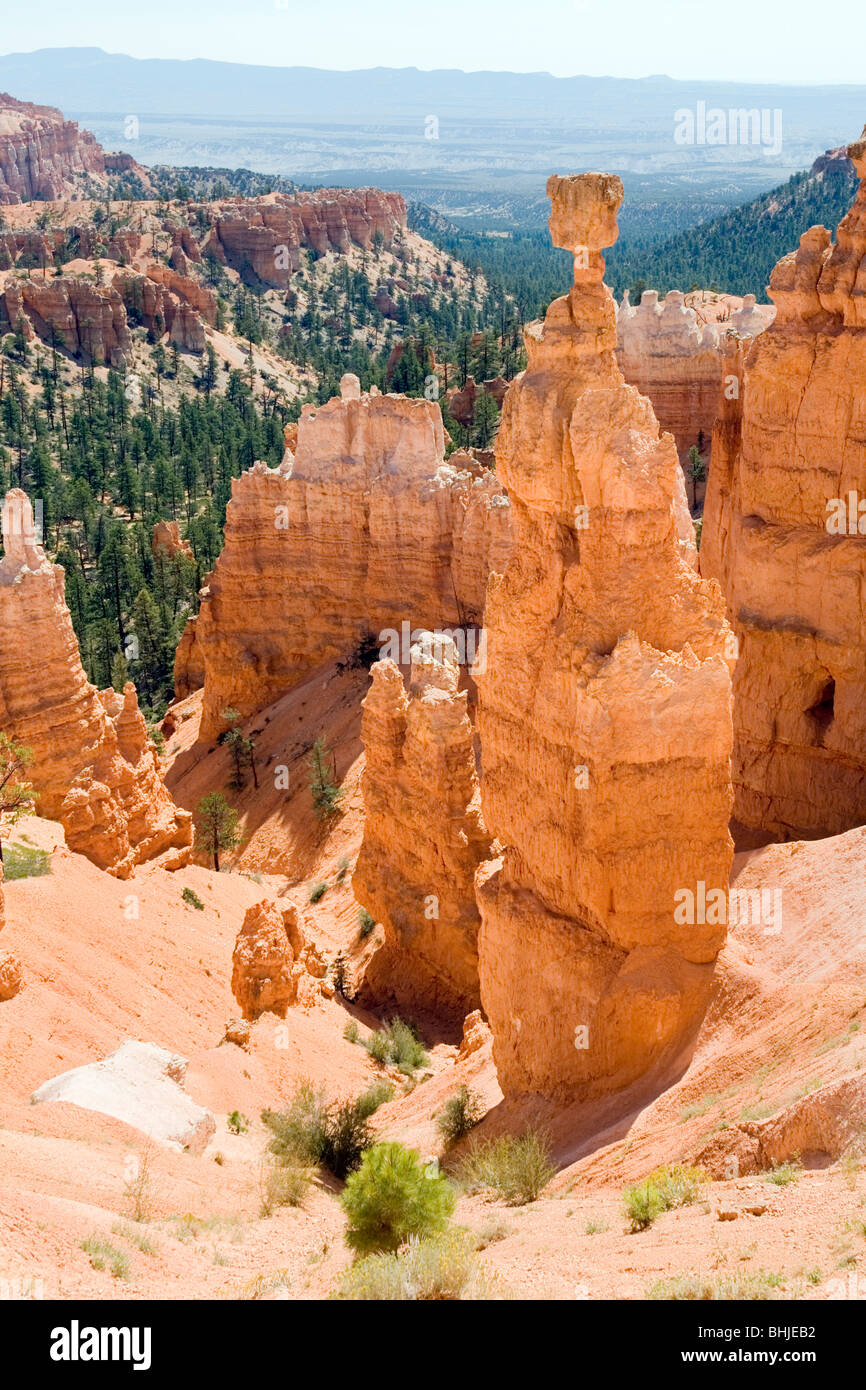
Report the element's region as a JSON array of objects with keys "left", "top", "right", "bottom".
[{"left": 2, "top": 670, "right": 865, "bottom": 1301}]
